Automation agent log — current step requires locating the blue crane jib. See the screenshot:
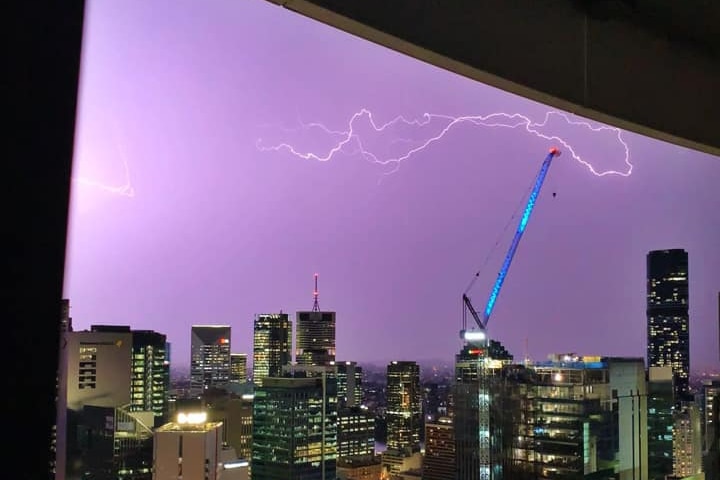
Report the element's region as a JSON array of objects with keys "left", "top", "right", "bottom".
[{"left": 463, "top": 147, "right": 560, "bottom": 335}]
